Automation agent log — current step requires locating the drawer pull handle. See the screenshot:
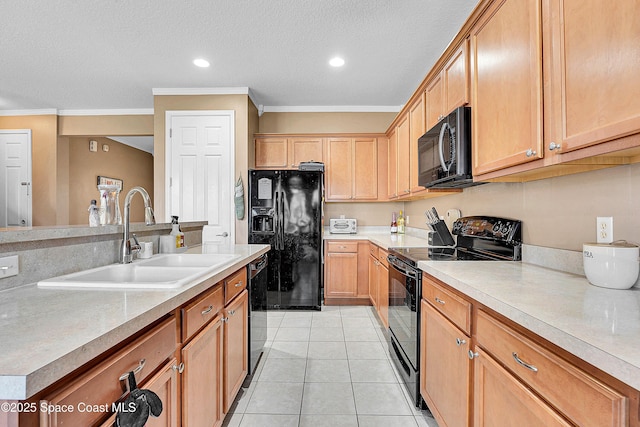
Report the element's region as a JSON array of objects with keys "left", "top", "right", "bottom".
[
  {"left": 455, "top": 338, "right": 466, "bottom": 346},
  {"left": 434, "top": 297, "right": 445, "bottom": 305},
  {"left": 234, "top": 281, "right": 243, "bottom": 288},
  {"left": 512, "top": 352, "right": 538, "bottom": 372},
  {"left": 119, "top": 358, "right": 146, "bottom": 381},
  {"left": 201, "top": 305, "right": 214, "bottom": 315},
  {"left": 172, "top": 362, "right": 185, "bottom": 374}
]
